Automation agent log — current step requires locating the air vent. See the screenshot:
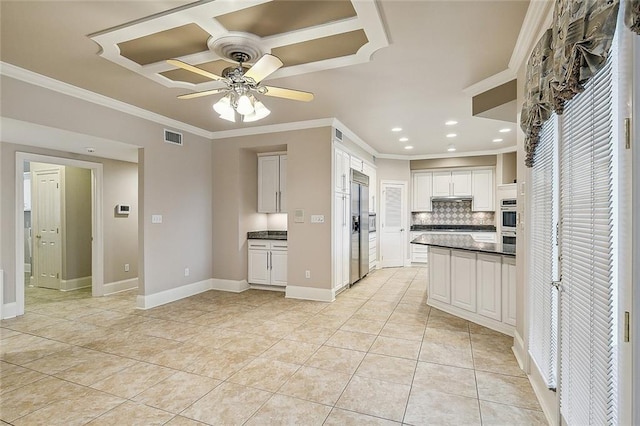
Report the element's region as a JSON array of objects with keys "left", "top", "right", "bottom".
[
  {"left": 164, "top": 129, "right": 183, "bottom": 146},
  {"left": 334, "top": 128, "right": 343, "bottom": 141}
]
